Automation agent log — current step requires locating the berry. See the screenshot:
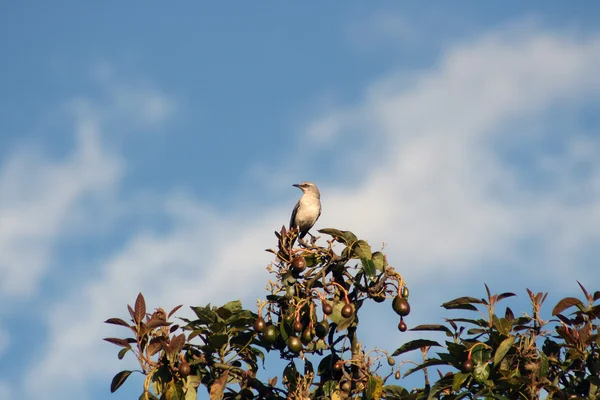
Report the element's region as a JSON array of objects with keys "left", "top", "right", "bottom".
[
  {"left": 254, "top": 317, "right": 266, "bottom": 332},
  {"left": 392, "top": 296, "right": 410, "bottom": 317},
  {"left": 341, "top": 303, "right": 354, "bottom": 318},
  {"left": 287, "top": 336, "right": 302, "bottom": 353},
  {"left": 291, "top": 256, "right": 307, "bottom": 273}
]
